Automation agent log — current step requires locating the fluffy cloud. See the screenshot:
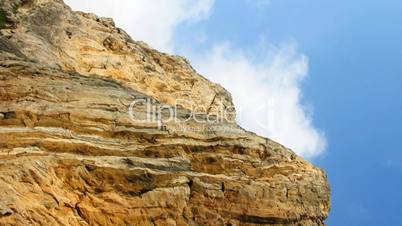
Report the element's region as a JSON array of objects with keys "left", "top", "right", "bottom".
[
  {"left": 65, "top": 0, "right": 214, "bottom": 52},
  {"left": 192, "top": 43, "right": 326, "bottom": 158},
  {"left": 64, "top": 0, "right": 326, "bottom": 158}
]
